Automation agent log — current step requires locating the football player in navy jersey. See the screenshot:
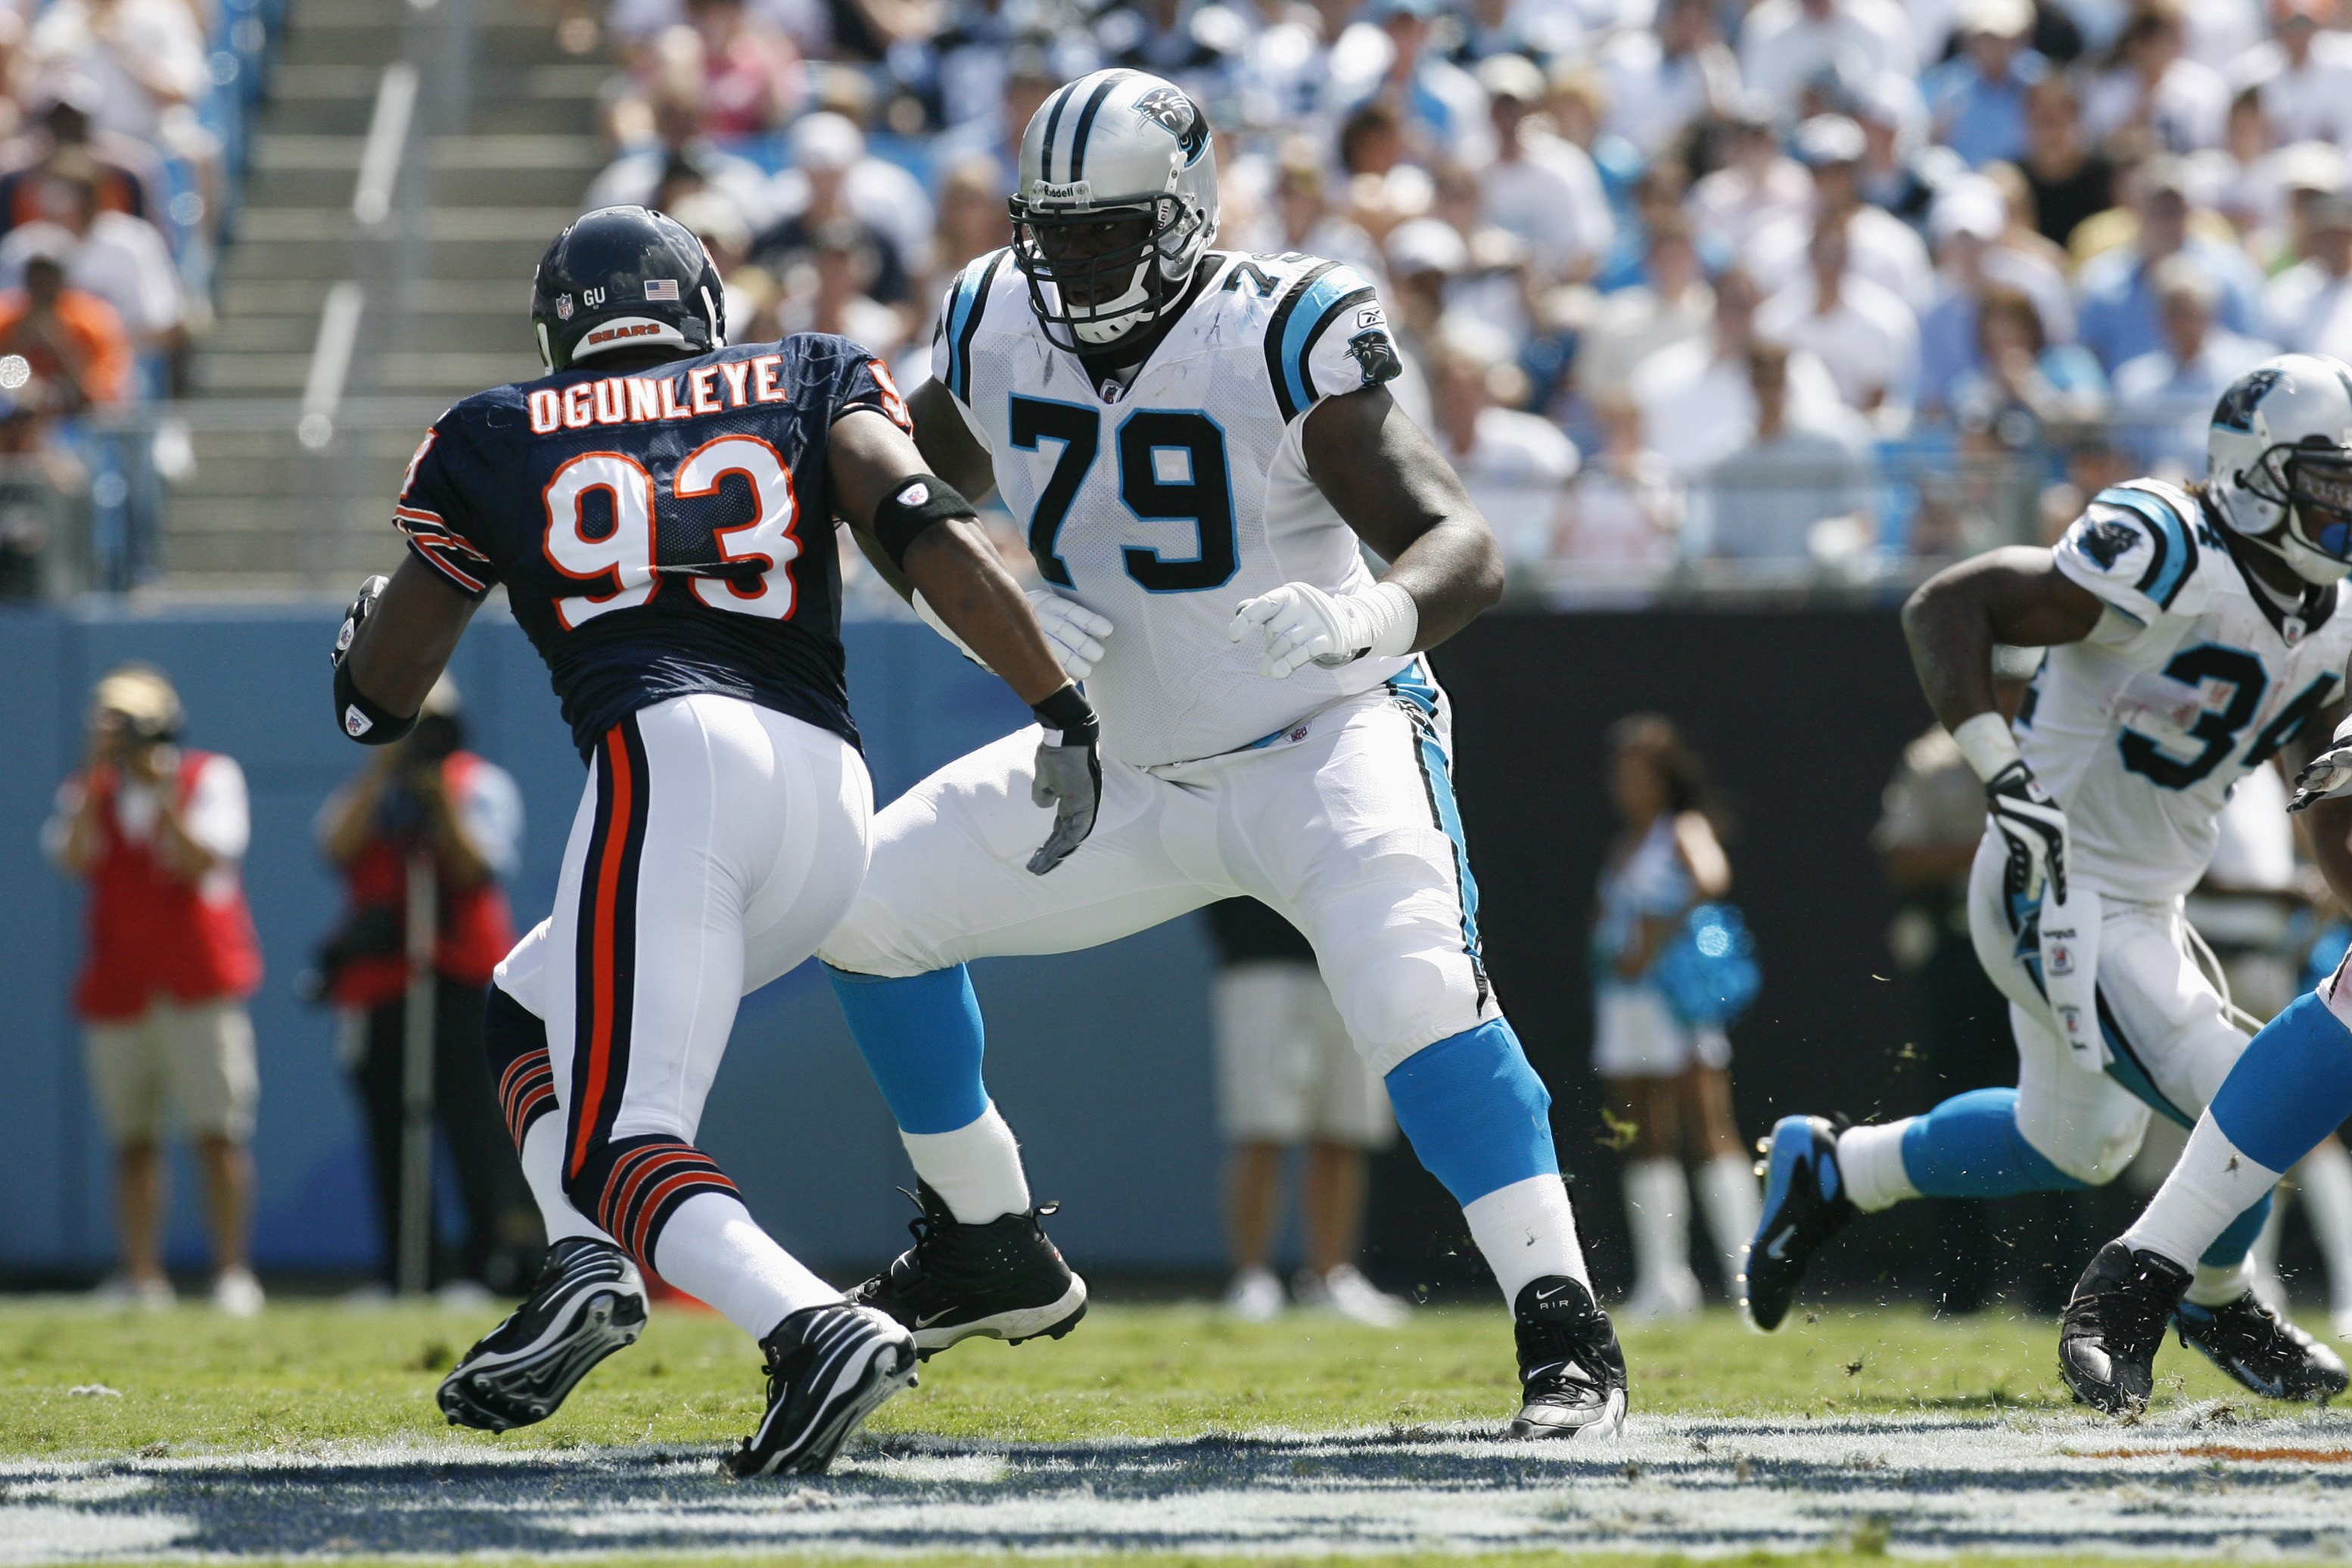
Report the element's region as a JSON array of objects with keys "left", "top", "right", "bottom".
[{"left": 328, "top": 207, "right": 1103, "bottom": 1476}]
